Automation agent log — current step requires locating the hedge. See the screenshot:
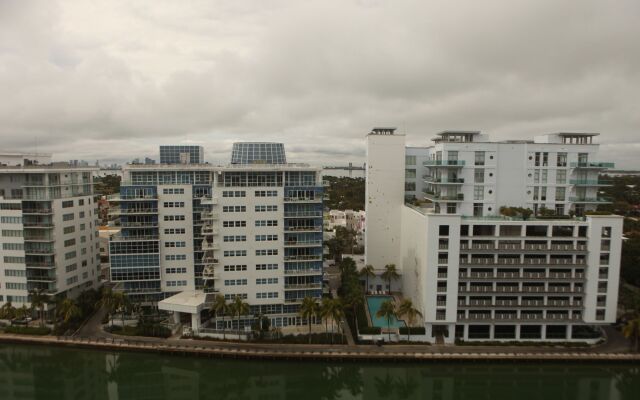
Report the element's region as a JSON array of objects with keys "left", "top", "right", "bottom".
[
  {"left": 4, "top": 326, "right": 51, "bottom": 335},
  {"left": 359, "top": 326, "right": 381, "bottom": 335},
  {"left": 399, "top": 326, "right": 426, "bottom": 335}
]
